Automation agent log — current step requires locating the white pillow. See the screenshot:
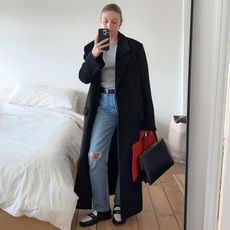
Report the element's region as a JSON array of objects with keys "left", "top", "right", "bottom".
[{"left": 7, "top": 83, "right": 79, "bottom": 110}]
